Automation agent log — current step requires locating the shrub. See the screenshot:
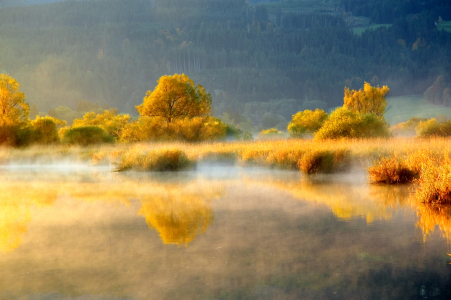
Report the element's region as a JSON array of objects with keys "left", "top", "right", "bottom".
[
  {"left": 62, "top": 126, "right": 113, "bottom": 146},
  {"left": 31, "top": 116, "right": 66, "bottom": 144},
  {"left": 0, "top": 125, "right": 34, "bottom": 147},
  {"left": 315, "top": 107, "right": 390, "bottom": 139},
  {"left": 287, "top": 109, "right": 328, "bottom": 138},
  {"left": 114, "top": 148, "right": 194, "bottom": 172},
  {"left": 416, "top": 118, "right": 451, "bottom": 137},
  {"left": 120, "top": 116, "right": 167, "bottom": 143},
  {"left": 72, "top": 109, "right": 131, "bottom": 140},
  {"left": 171, "top": 117, "right": 227, "bottom": 142}
]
